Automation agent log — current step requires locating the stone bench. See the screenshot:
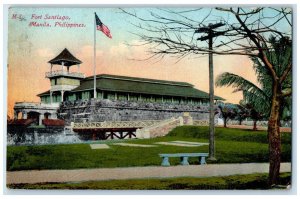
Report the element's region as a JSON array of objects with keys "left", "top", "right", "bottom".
[{"left": 159, "top": 153, "right": 209, "bottom": 166}]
